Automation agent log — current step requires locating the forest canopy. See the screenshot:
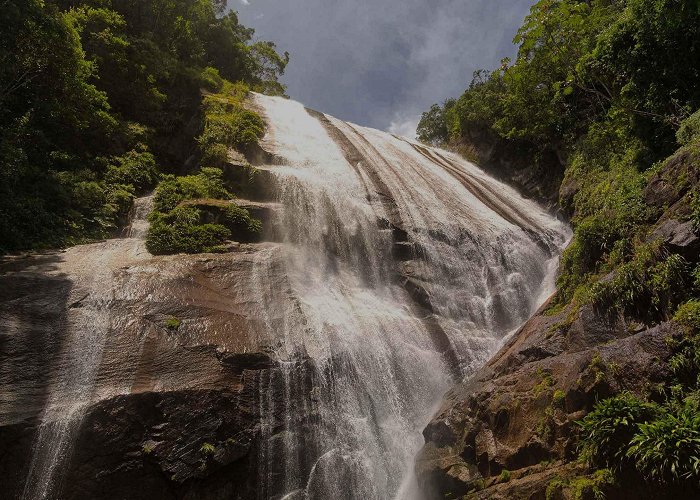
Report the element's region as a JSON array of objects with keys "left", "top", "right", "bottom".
[{"left": 0, "top": 0, "right": 287, "bottom": 252}]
